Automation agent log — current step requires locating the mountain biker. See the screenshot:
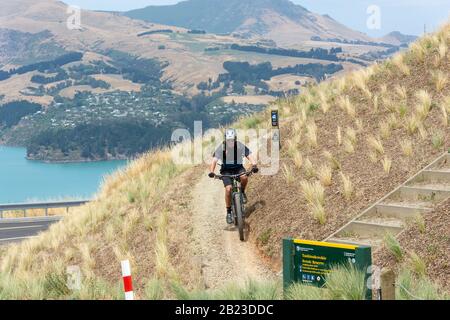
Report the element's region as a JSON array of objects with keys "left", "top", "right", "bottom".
[{"left": 208, "top": 128, "right": 258, "bottom": 224}]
